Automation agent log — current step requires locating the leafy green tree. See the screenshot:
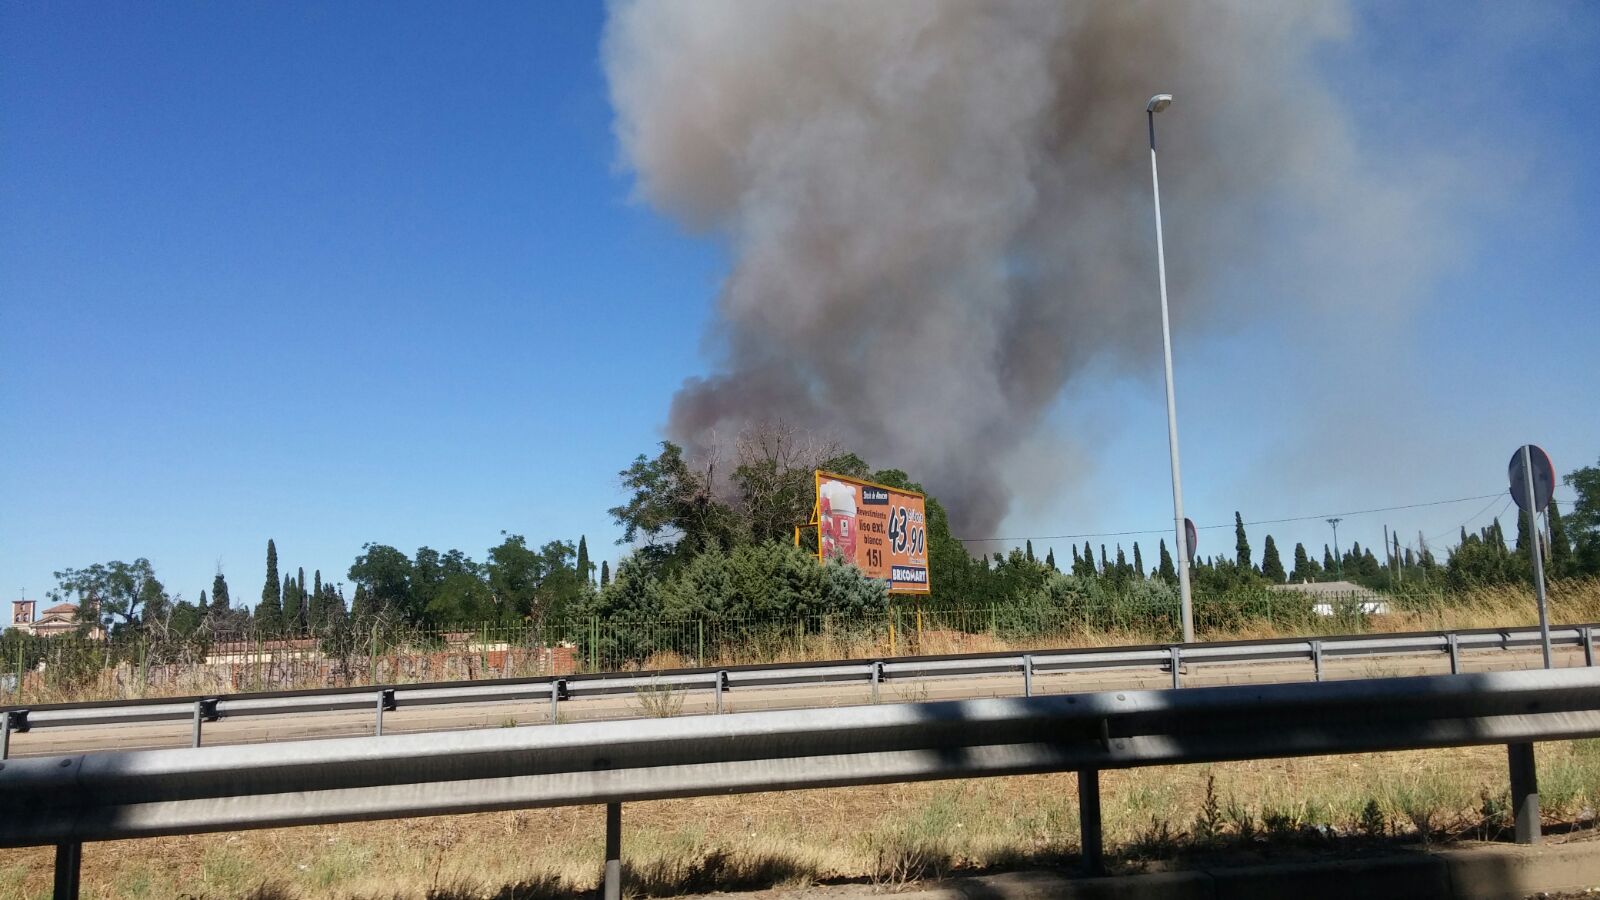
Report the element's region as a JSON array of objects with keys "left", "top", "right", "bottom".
[
  {"left": 351, "top": 584, "right": 375, "bottom": 623},
  {"left": 52, "top": 558, "right": 166, "bottom": 635},
  {"left": 611, "top": 441, "right": 741, "bottom": 572},
  {"left": 348, "top": 543, "right": 414, "bottom": 621},
  {"left": 1567, "top": 457, "right": 1600, "bottom": 536},
  {"left": 1234, "top": 512, "right": 1251, "bottom": 570},
  {"left": 259, "top": 539, "right": 282, "bottom": 633},
  {"left": 1157, "top": 539, "right": 1176, "bottom": 584},
  {"left": 1260, "top": 535, "right": 1286, "bottom": 583}
]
